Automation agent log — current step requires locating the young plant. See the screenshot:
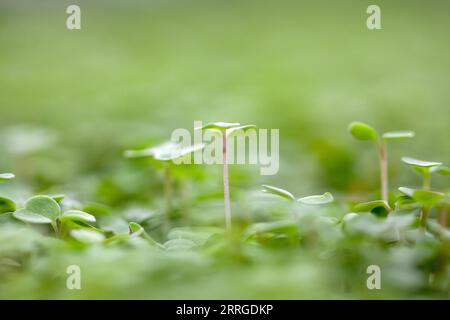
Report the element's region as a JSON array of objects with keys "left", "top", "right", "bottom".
[
  {"left": 262, "top": 184, "right": 334, "bottom": 205},
  {"left": 262, "top": 184, "right": 334, "bottom": 218},
  {"left": 348, "top": 121, "right": 414, "bottom": 203},
  {"left": 197, "top": 122, "right": 256, "bottom": 232},
  {"left": 399, "top": 187, "right": 445, "bottom": 228},
  {"left": 125, "top": 141, "right": 204, "bottom": 221},
  {"left": 12, "top": 195, "right": 96, "bottom": 237},
  {"left": 401, "top": 157, "right": 445, "bottom": 190}
]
